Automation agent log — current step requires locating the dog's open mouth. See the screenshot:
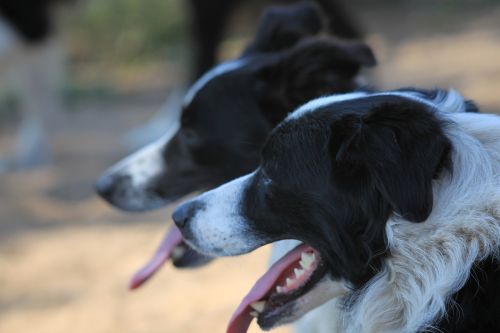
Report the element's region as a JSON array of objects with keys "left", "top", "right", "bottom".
[
  {"left": 227, "top": 243, "right": 326, "bottom": 333},
  {"left": 129, "top": 226, "right": 212, "bottom": 290}
]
